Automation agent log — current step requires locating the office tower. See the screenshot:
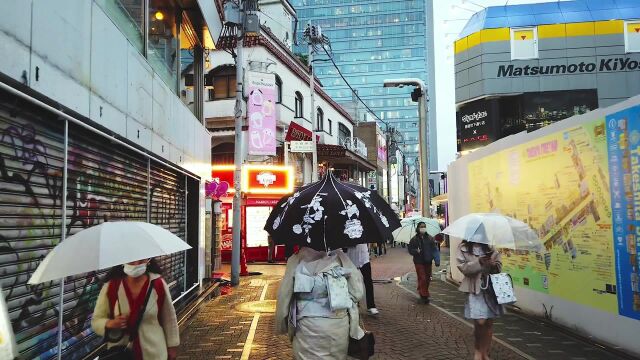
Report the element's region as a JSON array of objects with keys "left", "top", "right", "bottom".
[{"left": 292, "top": 0, "right": 438, "bottom": 191}]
